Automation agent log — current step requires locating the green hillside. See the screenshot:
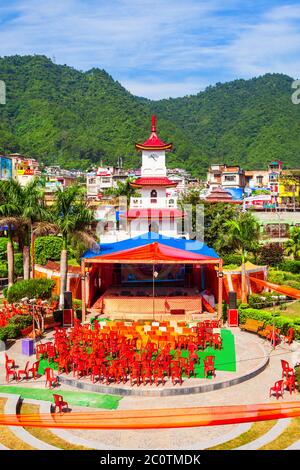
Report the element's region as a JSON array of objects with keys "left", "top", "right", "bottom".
[{"left": 0, "top": 55, "right": 299, "bottom": 176}]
